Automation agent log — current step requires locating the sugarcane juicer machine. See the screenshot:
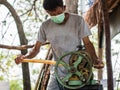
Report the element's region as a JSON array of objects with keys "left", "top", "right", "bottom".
[
  {"left": 22, "top": 47, "right": 102, "bottom": 90},
  {"left": 55, "top": 50, "right": 99, "bottom": 89}
]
